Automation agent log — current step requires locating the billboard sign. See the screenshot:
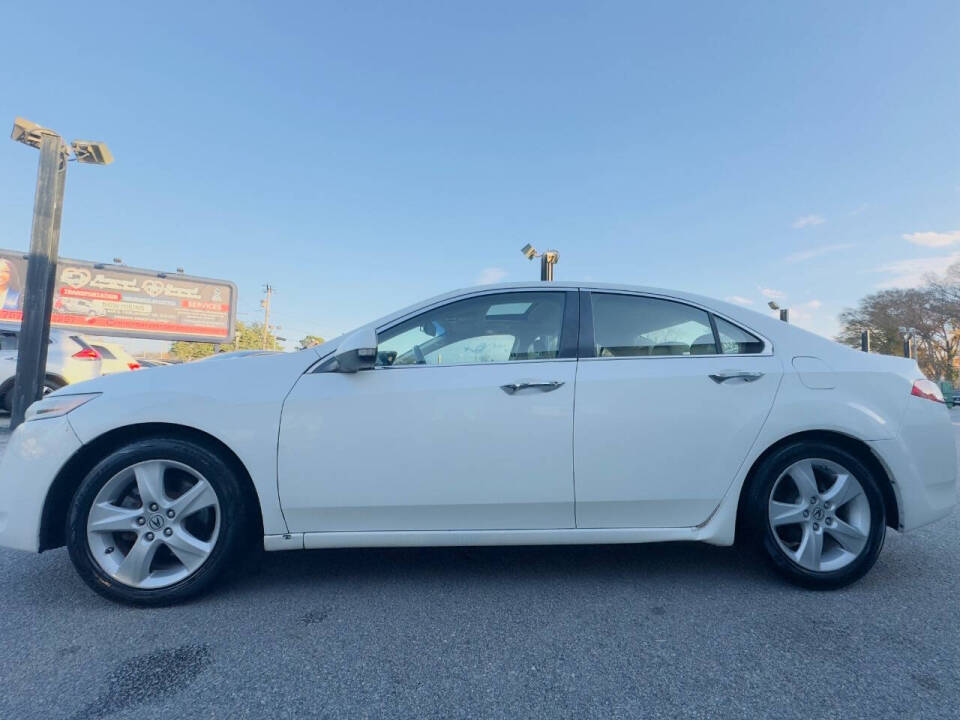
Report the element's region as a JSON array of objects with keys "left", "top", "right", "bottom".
[{"left": 0, "top": 249, "right": 236, "bottom": 343}]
